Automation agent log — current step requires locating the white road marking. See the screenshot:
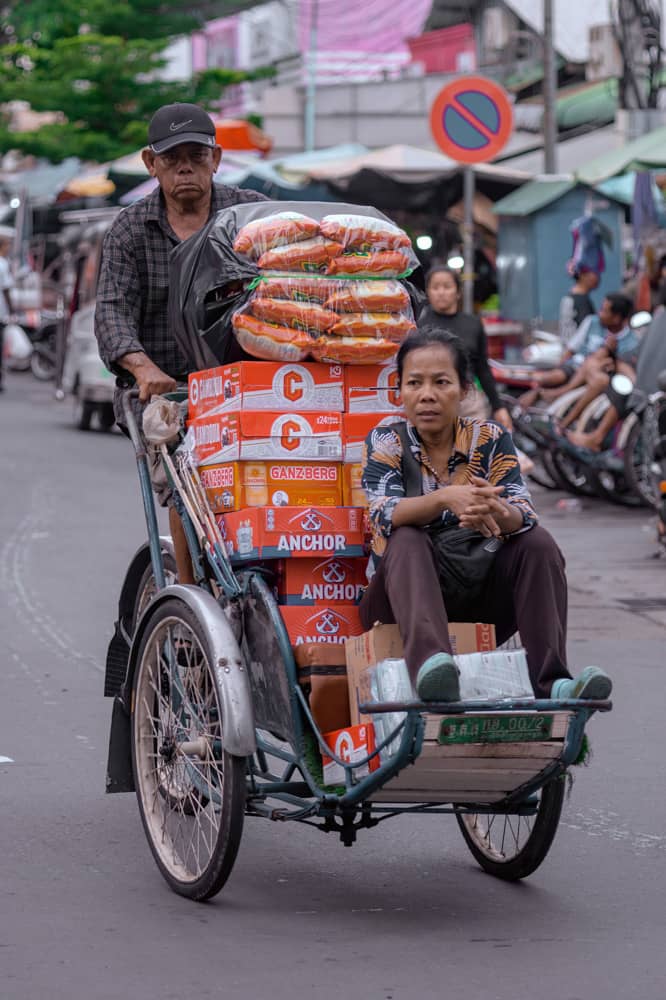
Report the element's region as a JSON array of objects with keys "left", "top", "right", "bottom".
[{"left": 0, "top": 756, "right": 15, "bottom": 764}]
